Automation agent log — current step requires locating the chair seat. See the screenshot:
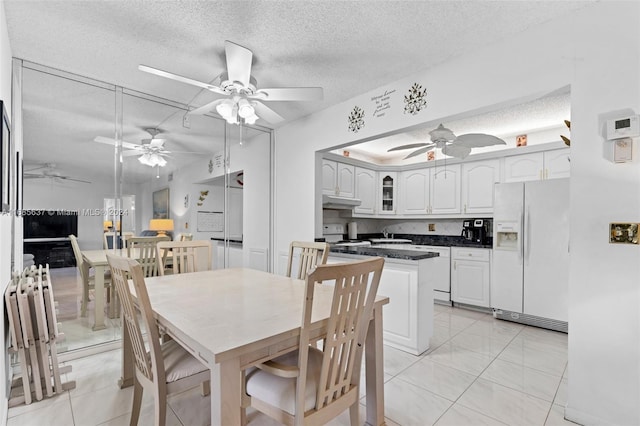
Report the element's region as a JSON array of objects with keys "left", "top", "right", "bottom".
[
  {"left": 161, "top": 340, "right": 208, "bottom": 384},
  {"left": 246, "top": 347, "right": 324, "bottom": 415}
]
